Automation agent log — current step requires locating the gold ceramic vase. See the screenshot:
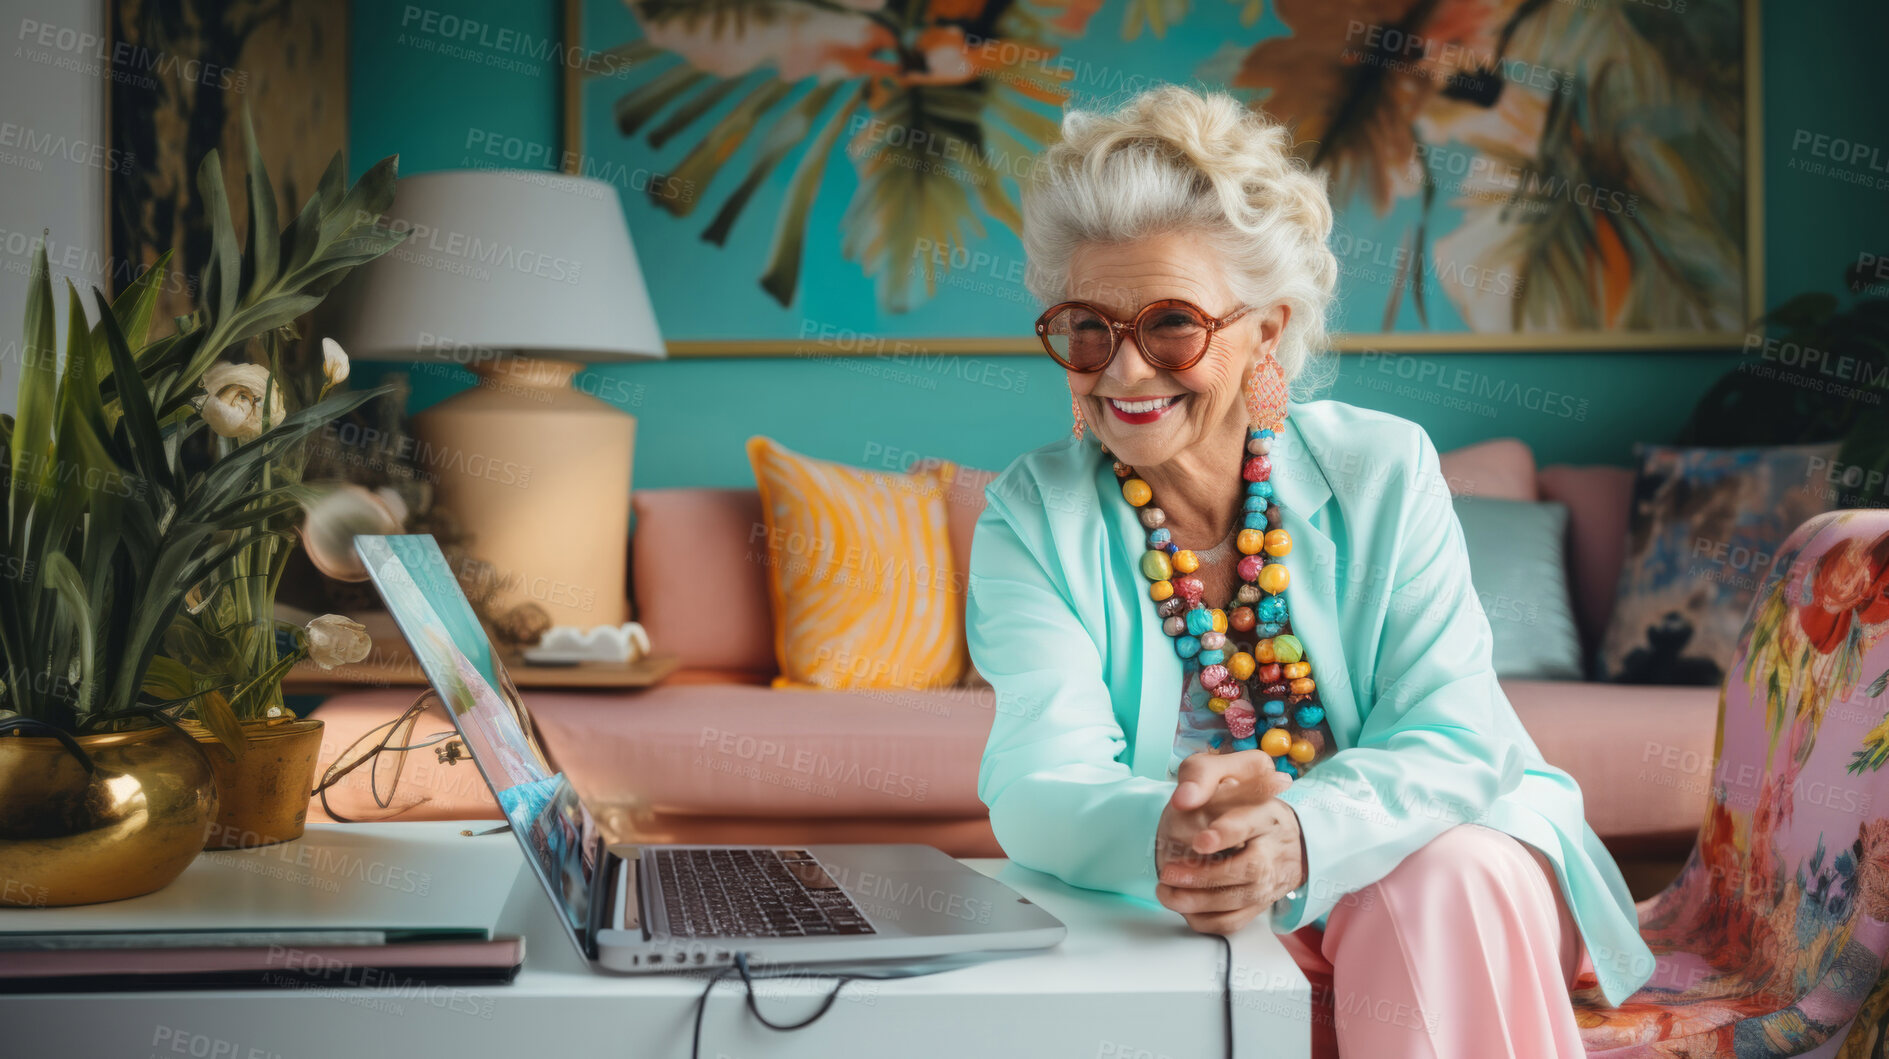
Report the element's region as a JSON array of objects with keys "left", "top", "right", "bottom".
[
  {"left": 193, "top": 718, "right": 325, "bottom": 850},
  {"left": 0, "top": 725, "right": 218, "bottom": 907}
]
